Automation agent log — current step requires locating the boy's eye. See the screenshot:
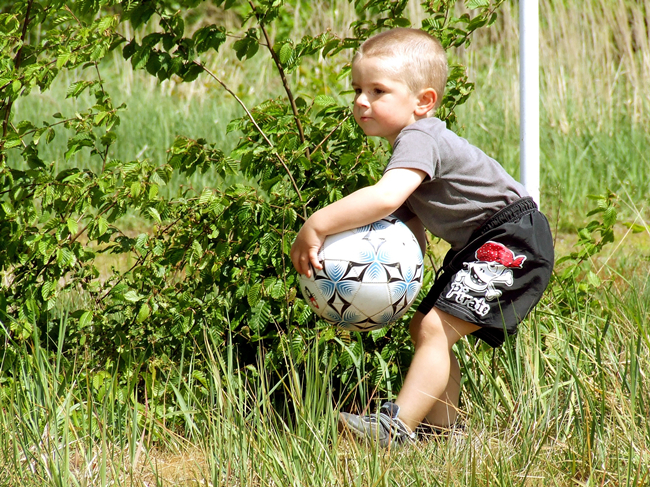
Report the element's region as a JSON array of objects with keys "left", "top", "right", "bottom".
[
  {"left": 373, "top": 88, "right": 385, "bottom": 95},
  {"left": 354, "top": 88, "right": 362, "bottom": 95}
]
